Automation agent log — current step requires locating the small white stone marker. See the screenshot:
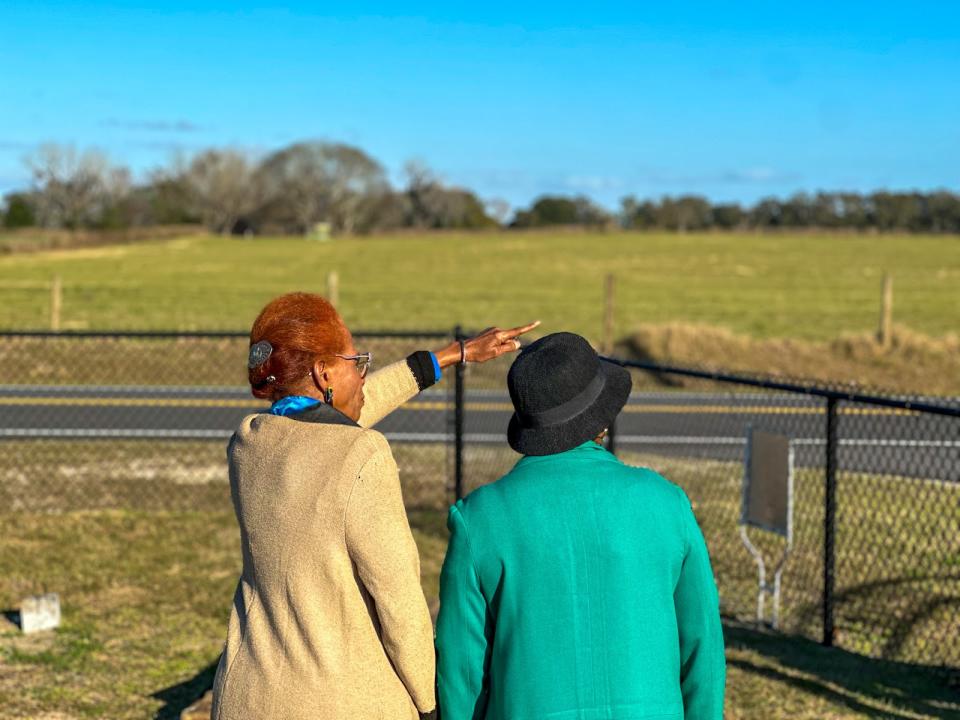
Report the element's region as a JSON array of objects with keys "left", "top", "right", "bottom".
[{"left": 20, "top": 593, "right": 61, "bottom": 634}]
